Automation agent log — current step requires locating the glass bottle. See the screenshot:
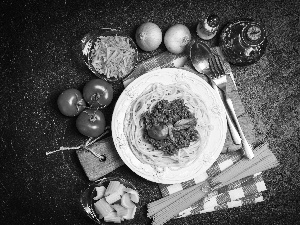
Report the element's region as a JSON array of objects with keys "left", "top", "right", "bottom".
[{"left": 219, "top": 18, "right": 268, "bottom": 66}]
